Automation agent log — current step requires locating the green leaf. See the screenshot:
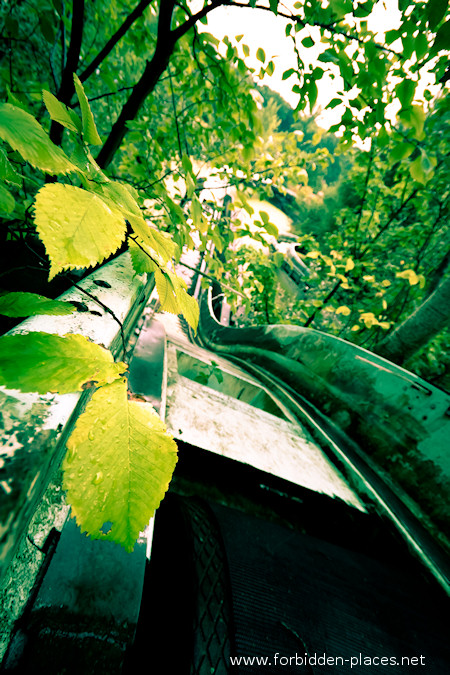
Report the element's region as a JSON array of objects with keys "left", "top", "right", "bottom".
[
  {"left": 269, "top": 0, "right": 278, "bottom": 14},
  {"left": 301, "top": 36, "right": 315, "bottom": 48},
  {"left": 155, "top": 269, "right": 199, "bottom": 331},
  {"left": 266, "top": 60, "right": 275, "bottom": 76},
  {"left": 256, "top": 47, "right": 266, "bottom": 63},
  {"left": 0, "top": 292, "right": 76, "bottom": 317},
  {"left": 0, "top": 332, "right": 126, "bottom": 394},
  {"left": 327, "top": 98, "right": 342, "bottom": 109},
  {"left": 191, "top": 195, "right": 208, "bottom": 234},
  {"left": 0, "top": 103, "right": 76, "bottom": 175},
  {"left": 63, "top": 378, "right": 178, "bottom": 552},
  {"left": 129, "top": 238, "right": 159, "bottom": 274},
  {"left": 94, "top": 179, "right": 142, "bottom": 220},
  {"left": 398, "top": 104, "right": 426, "bottom": 140},
  {"left": 43, "top": 90, "right": 82, "bottom": 134},
  {"left": 34, "top": 183, "right": 127, "bottom": 279},
  {"left": 432, "top": 20, "right": 450, "bottom": 52},
  {"left": 0, "top": 183, "right": 15, "bottom": 214},
  {"left": 0, "top": 146, "right": 21, "bottom": 185},
  {"left": 73, "top": 74, "right": 102, "bottom": 145},
  {"left": 39, "top": 13, "right": 56, "bottom": 43},
  {"left": 409, "top": 155, "right": 431, "bottom": 184},
  {"left": 389, "top": 142, "right": 415, "bottom": 163},
  {"left": 427, "top": 0, "right": 448, "bottom": 30},
  {"left": 395, "top": 79, "right": 416, "bottom": 109},
  {"left": 130, "top": 218, "right": 177, "bottom": 264},
  {"left": 282, "top": 68, "right": 296, "bottom": 80}
]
